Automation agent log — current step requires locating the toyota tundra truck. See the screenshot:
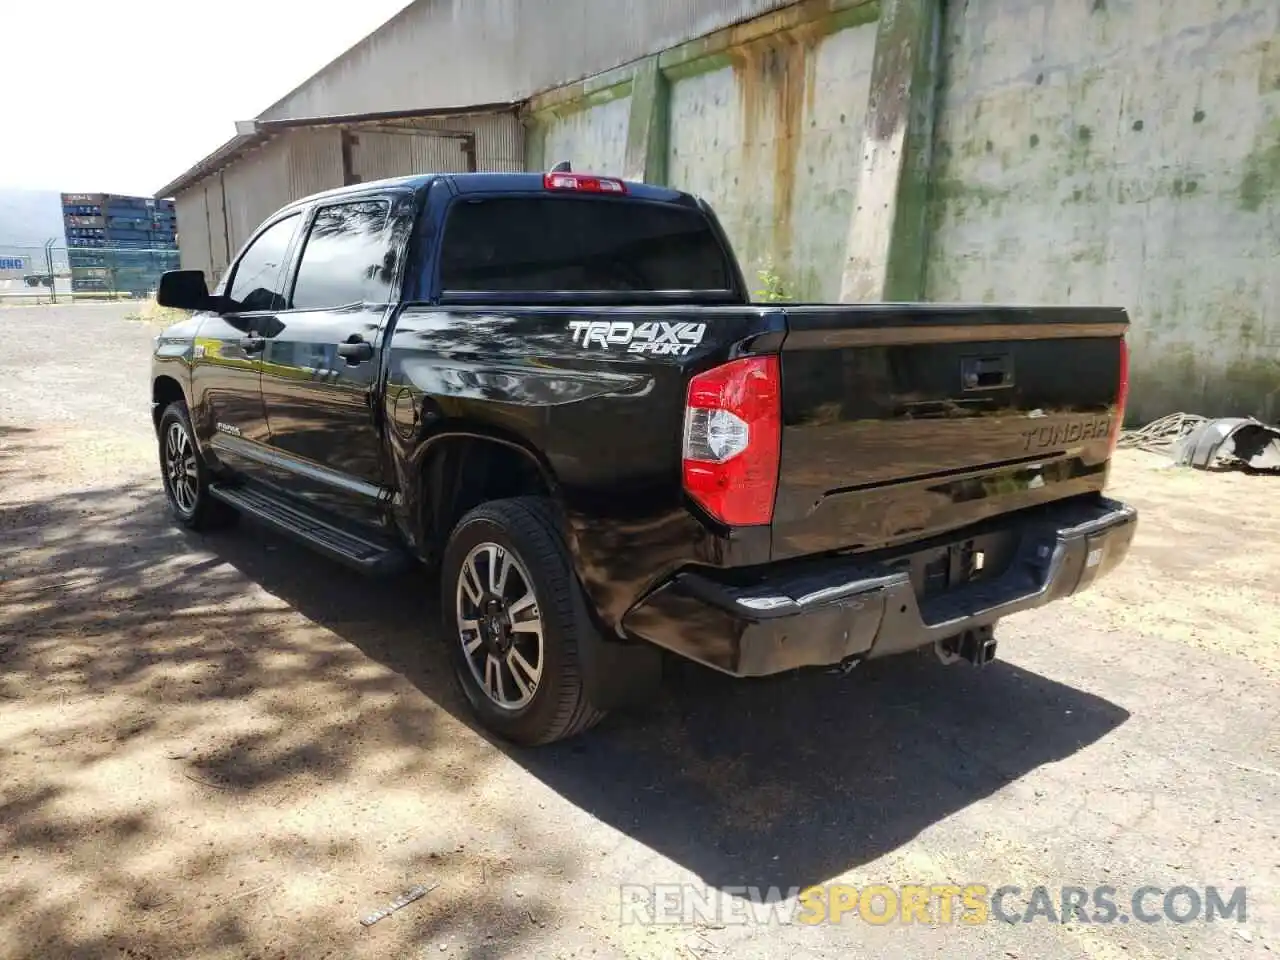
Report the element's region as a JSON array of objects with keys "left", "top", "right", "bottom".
[{"left": 151, "top": 169, "right": 1136, "bottom": 745}]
